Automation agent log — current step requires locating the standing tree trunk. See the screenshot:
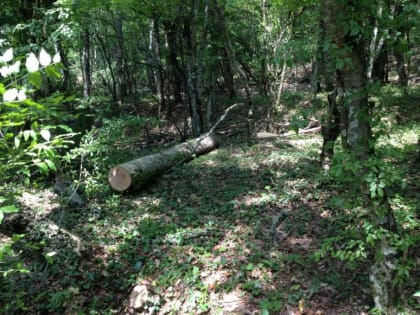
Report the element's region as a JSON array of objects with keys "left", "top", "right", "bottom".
[
  {"left": 114, "top": 14, "right": 124, "bottom": 108},
  {"left": 81, "top": 29, "right": 91, "bottom": 99},
  {"left": 393, "top": 2, "right": 408, "bottom": 87},
  {"left": 322, "top": 1, "right": 399, "bottom": 312},
  {"left": 183, "top": 0, "right": 203, "bottom": 137},
  {"left": 213, "top": 0, "right": 236, "bottom": 98},
  {"left": 152, "top": 18, "right": 166, "bottom": 117},
  {"left": 164, "top": 20, "right": 184, "bottom": 117}
]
